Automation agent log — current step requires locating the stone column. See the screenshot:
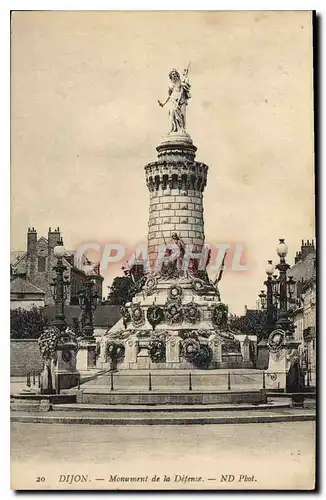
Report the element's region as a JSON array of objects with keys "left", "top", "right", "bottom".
[
  {"left": 240, "top": 336, "right": 251, "bottom": 362},
  {"left": 145, "top": 134, "right": 208, "bottom": 270}
]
